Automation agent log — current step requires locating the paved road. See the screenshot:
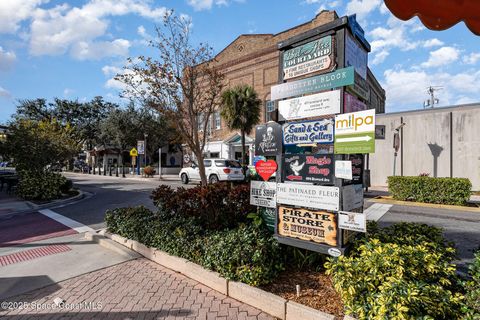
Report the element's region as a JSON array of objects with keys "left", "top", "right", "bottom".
[
  {"left": 57, "top": 173, "right": 186, "bottom": 230},
  {"left": 0, "top": 258, "right": 274, "bottom": 320}
]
